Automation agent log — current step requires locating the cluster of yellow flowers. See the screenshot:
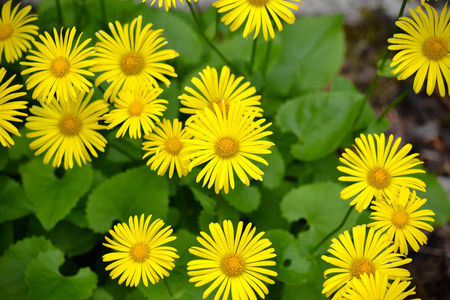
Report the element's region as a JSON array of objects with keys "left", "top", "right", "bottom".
[{"left": 321, "top": 133, "right": 435, "bottom": 300}]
